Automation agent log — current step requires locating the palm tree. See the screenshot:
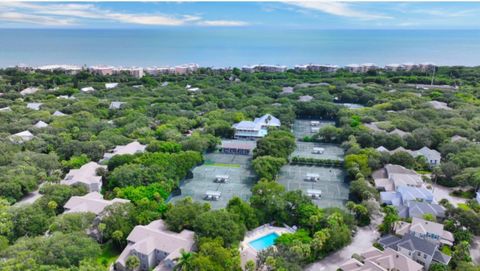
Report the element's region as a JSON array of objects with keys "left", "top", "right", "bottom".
[{"left": 174, "top": 249, "right": 194, "bottom": 271}]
